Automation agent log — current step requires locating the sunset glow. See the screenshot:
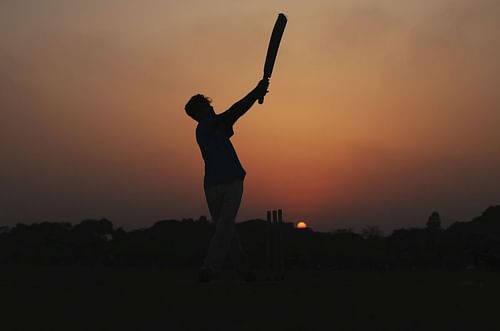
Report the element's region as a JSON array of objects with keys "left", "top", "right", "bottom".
[
  {"left": 296, "top": 221, "right": 308, "bottom": 229},
  {"left": 1, "top": 0, "right": 500, "bottom": 231}
]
